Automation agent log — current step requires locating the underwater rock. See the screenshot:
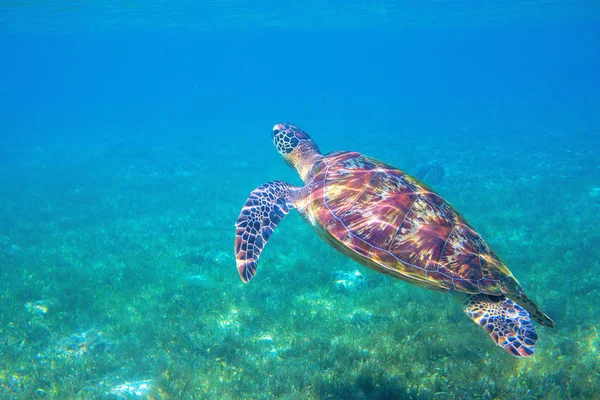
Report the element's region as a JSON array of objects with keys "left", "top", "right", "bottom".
[
  {"left": 528, "top": 149, "right": 598, "bottom": 180},
  {"left": 217, "top": 308, "right": 241, "bottom": 334},
  {"left": 211, "top": 250, "right": 233, "bottom": 264},
  {"left": 108, "top": 379, "right": 153, "bottom": 398},
  {"left": 181, "top": 250, "right": 208, "bottom": 266},
  {"left": 415, "top": 160, "right": 445, "bottom": 185},
  {"left": 183, "top": 274, "right": 209, "bottom": 286},
  {"left": 347, "top": 309, "right": 375, "bottom": 327},
  {"left": 257, "top": 335, "right": 274, "bottom": 343},
  {"left": 334, "top": 269, "right": 367, "bottom": 292},
  {"left": 53, "top": 329, "right": 113, "bottom": 359},
  {"left": 5, "top": 242, "right": 22, "bottom": 255},
  {"left": 255, "top": 335, "right": 280, "bottom": 357},
  {"left": 25, "top": 299, "right": 54, "bottom": 316},
  {"left": 182, "top": 249, "right": 232, "bottom": 266},
  {"left": 2, "top": 374, "right": 26, "bottom": 396}
]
